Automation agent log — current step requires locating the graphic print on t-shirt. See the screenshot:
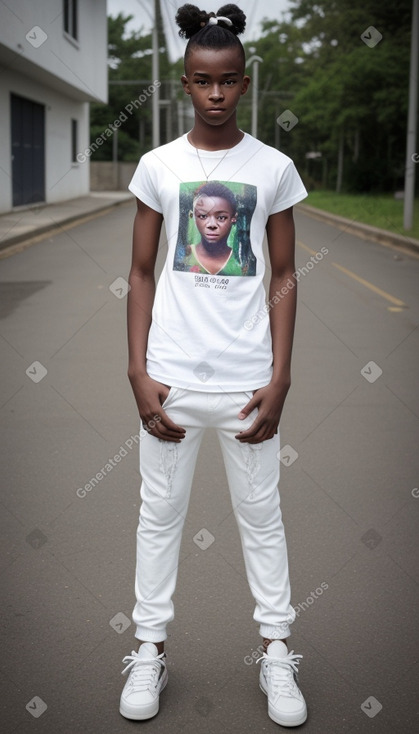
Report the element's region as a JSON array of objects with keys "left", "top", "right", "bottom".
[{"left": 173, "top": 180, "right": 257, "bottom": 277}]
